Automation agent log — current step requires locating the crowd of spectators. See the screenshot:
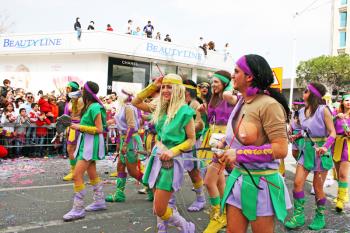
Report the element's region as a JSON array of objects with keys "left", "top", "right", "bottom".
[
  {"left": 0, "top": 79, "right": 67, "bottom": 158},
  {"left": 73, "top": 17, "right": 230, "bottom": 54},
  {"left": 0, "top": 78, "right": 123, "bottom": 159}
]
